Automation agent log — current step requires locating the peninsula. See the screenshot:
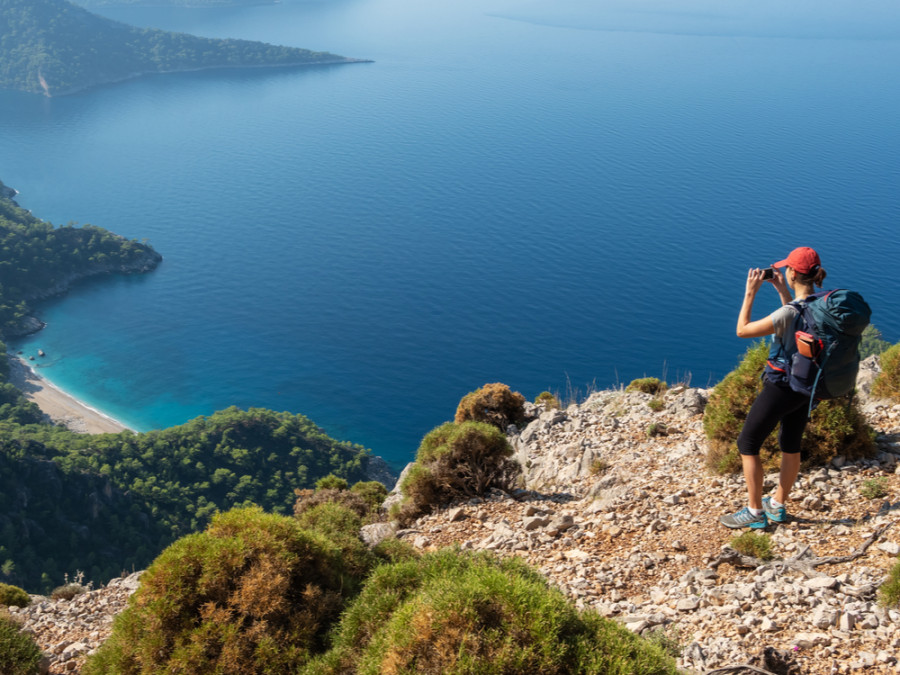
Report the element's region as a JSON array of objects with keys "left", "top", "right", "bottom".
[{"left": 0, "top": 0, "right": 368, "bottom": 96}]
